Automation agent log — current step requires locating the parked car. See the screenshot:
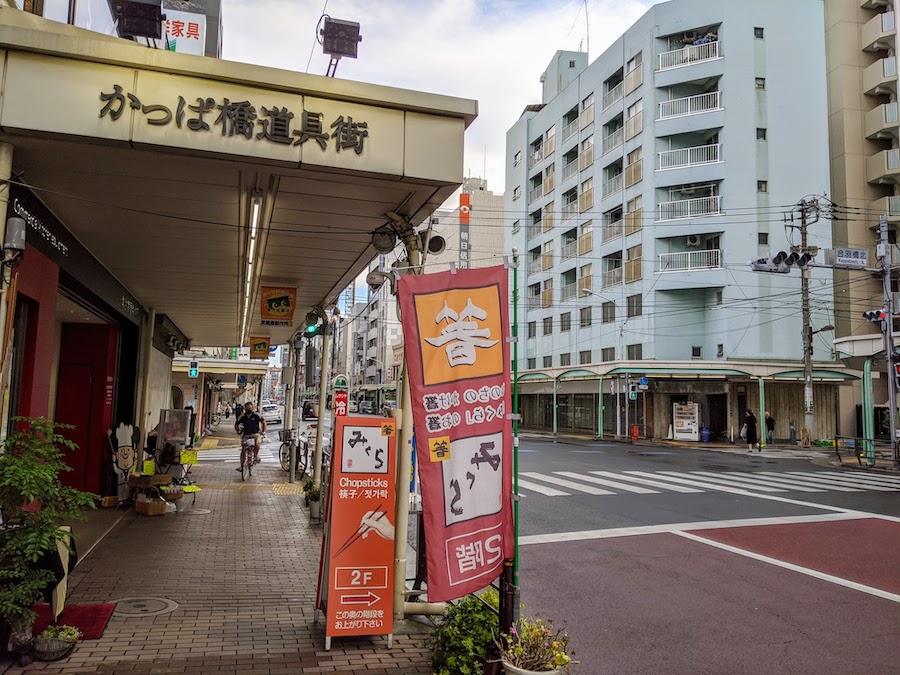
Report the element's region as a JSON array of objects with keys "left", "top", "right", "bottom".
[
  {"left": 261, "top": 403, "right": 282, "bottom": 424},
  {"left": 359, "top": 401, "right": 375, "bottom": 415},
  {"left": 348, "top": 400, "right": 359, "bottom": 413},
  {"left": 301, "top": 399, "right": 318, "bottom": 420}
]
